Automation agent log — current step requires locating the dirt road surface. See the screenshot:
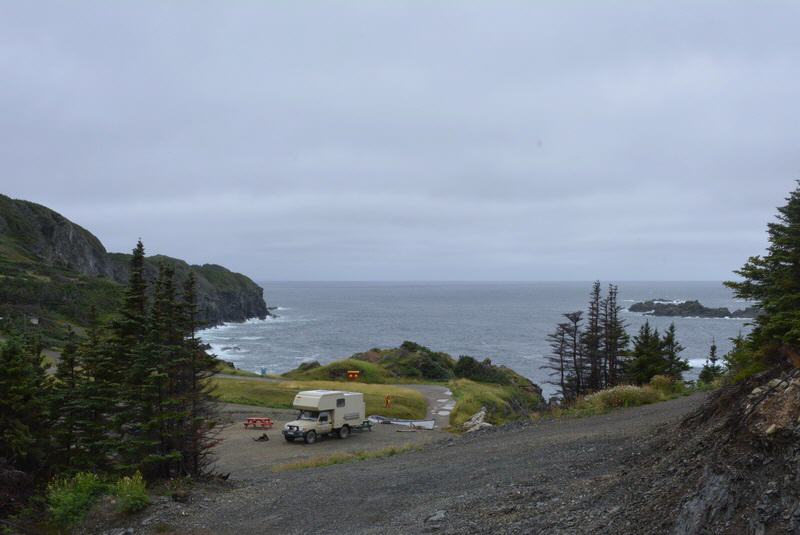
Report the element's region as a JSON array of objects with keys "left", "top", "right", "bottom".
[{"left": 132, "top": 393, "right": 706, "bottom": 535}]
